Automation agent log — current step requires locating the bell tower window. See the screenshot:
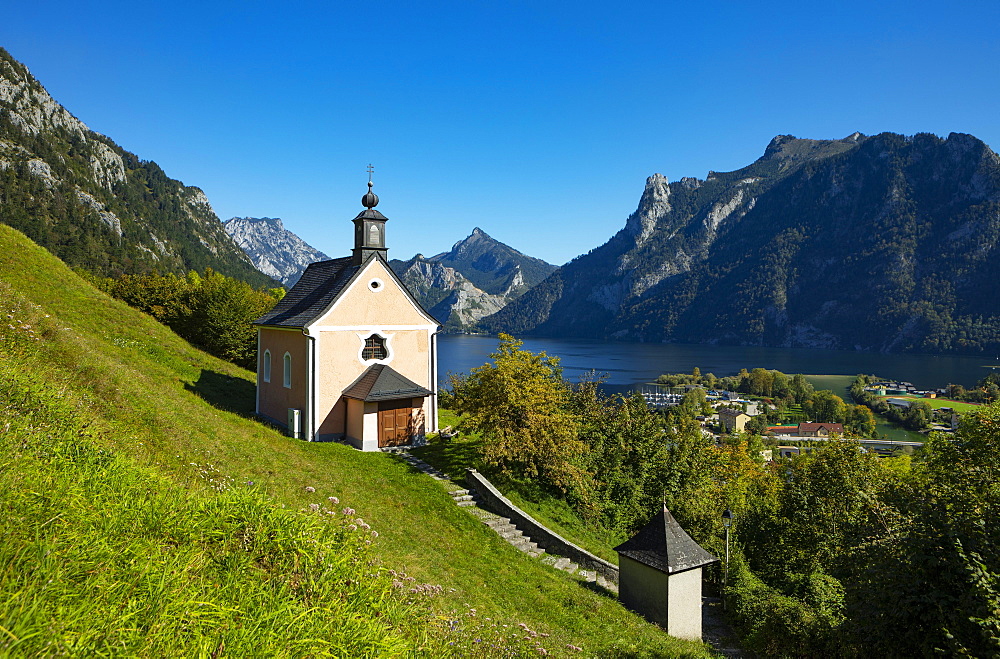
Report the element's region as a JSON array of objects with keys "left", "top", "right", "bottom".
[
  {"left": 351, "top": 174, "right": 389, "bottom": 264},
  {"left": 362, "top": 334, "right": 388, "bottom": 361}
]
